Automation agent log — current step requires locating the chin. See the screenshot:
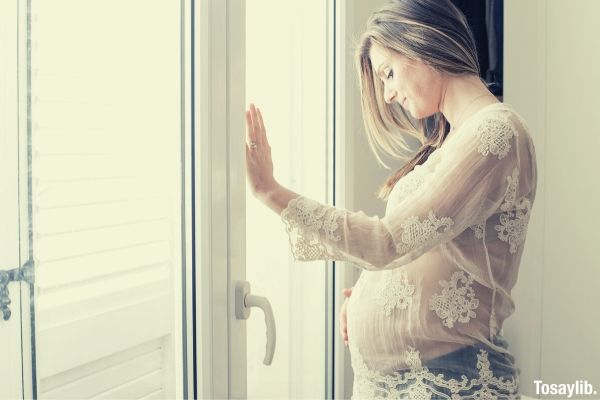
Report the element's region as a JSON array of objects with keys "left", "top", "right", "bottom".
[
  {"left": 407, "top": 105, "right": 421, "bottom": 119},
  {"left": 404, "top": 102, "right": 419, "bottom": 117},
  {"left": 410, "top": 105, "right": 435, "bottom": 120}
]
